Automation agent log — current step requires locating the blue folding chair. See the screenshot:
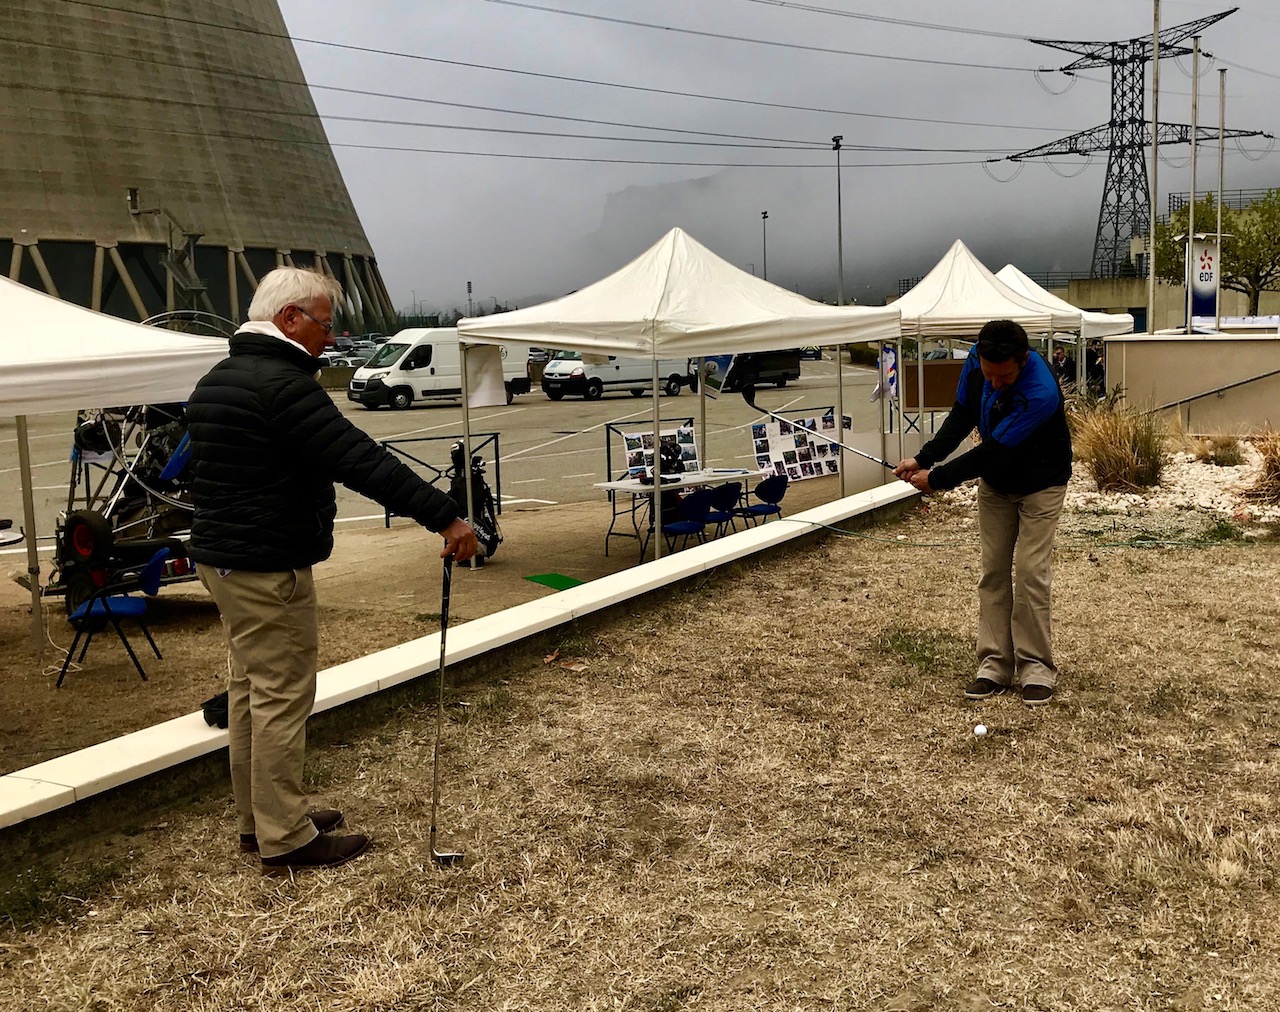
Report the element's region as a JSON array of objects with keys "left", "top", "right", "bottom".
[
  {"left": 661, "top": 488, "right": 715, "bottom": 552},
  {"left": 734, "top": 473, "right": 789, "bottom": 526},
  {"left": 705, "top": 481, "right": 743, "bottom": 538},
  {"left": 58, "top": 547, "right": 170, "bottom": 687}
]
